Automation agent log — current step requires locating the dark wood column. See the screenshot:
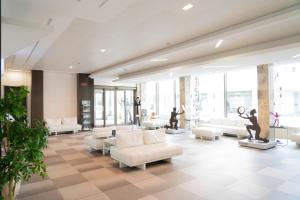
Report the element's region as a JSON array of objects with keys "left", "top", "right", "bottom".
[
  {"left": 77, "top": 74, "right": 94, "bottom": 129},
  {"left": 31, "top": 70, "right": 44, "bottom": 124}
]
